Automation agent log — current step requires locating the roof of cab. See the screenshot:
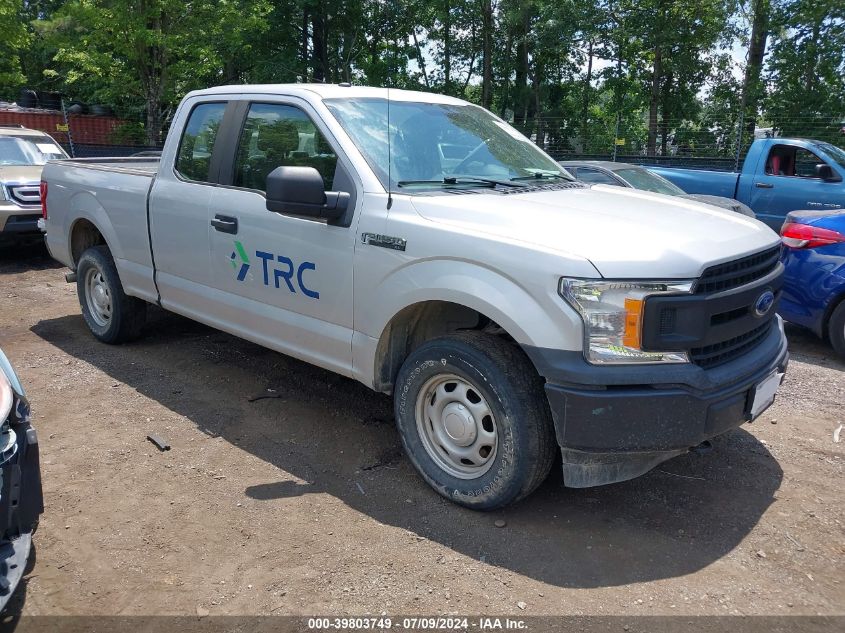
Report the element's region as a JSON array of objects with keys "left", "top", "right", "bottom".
[
  {"left": 558, "top": 160, "right": 643, "bottom": 171},
  {"left": 184, "top": 83, "right": 470, "bottom": 105},
  {"left": 0, "top": 125, "right": 52, "bottom": 138}
]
